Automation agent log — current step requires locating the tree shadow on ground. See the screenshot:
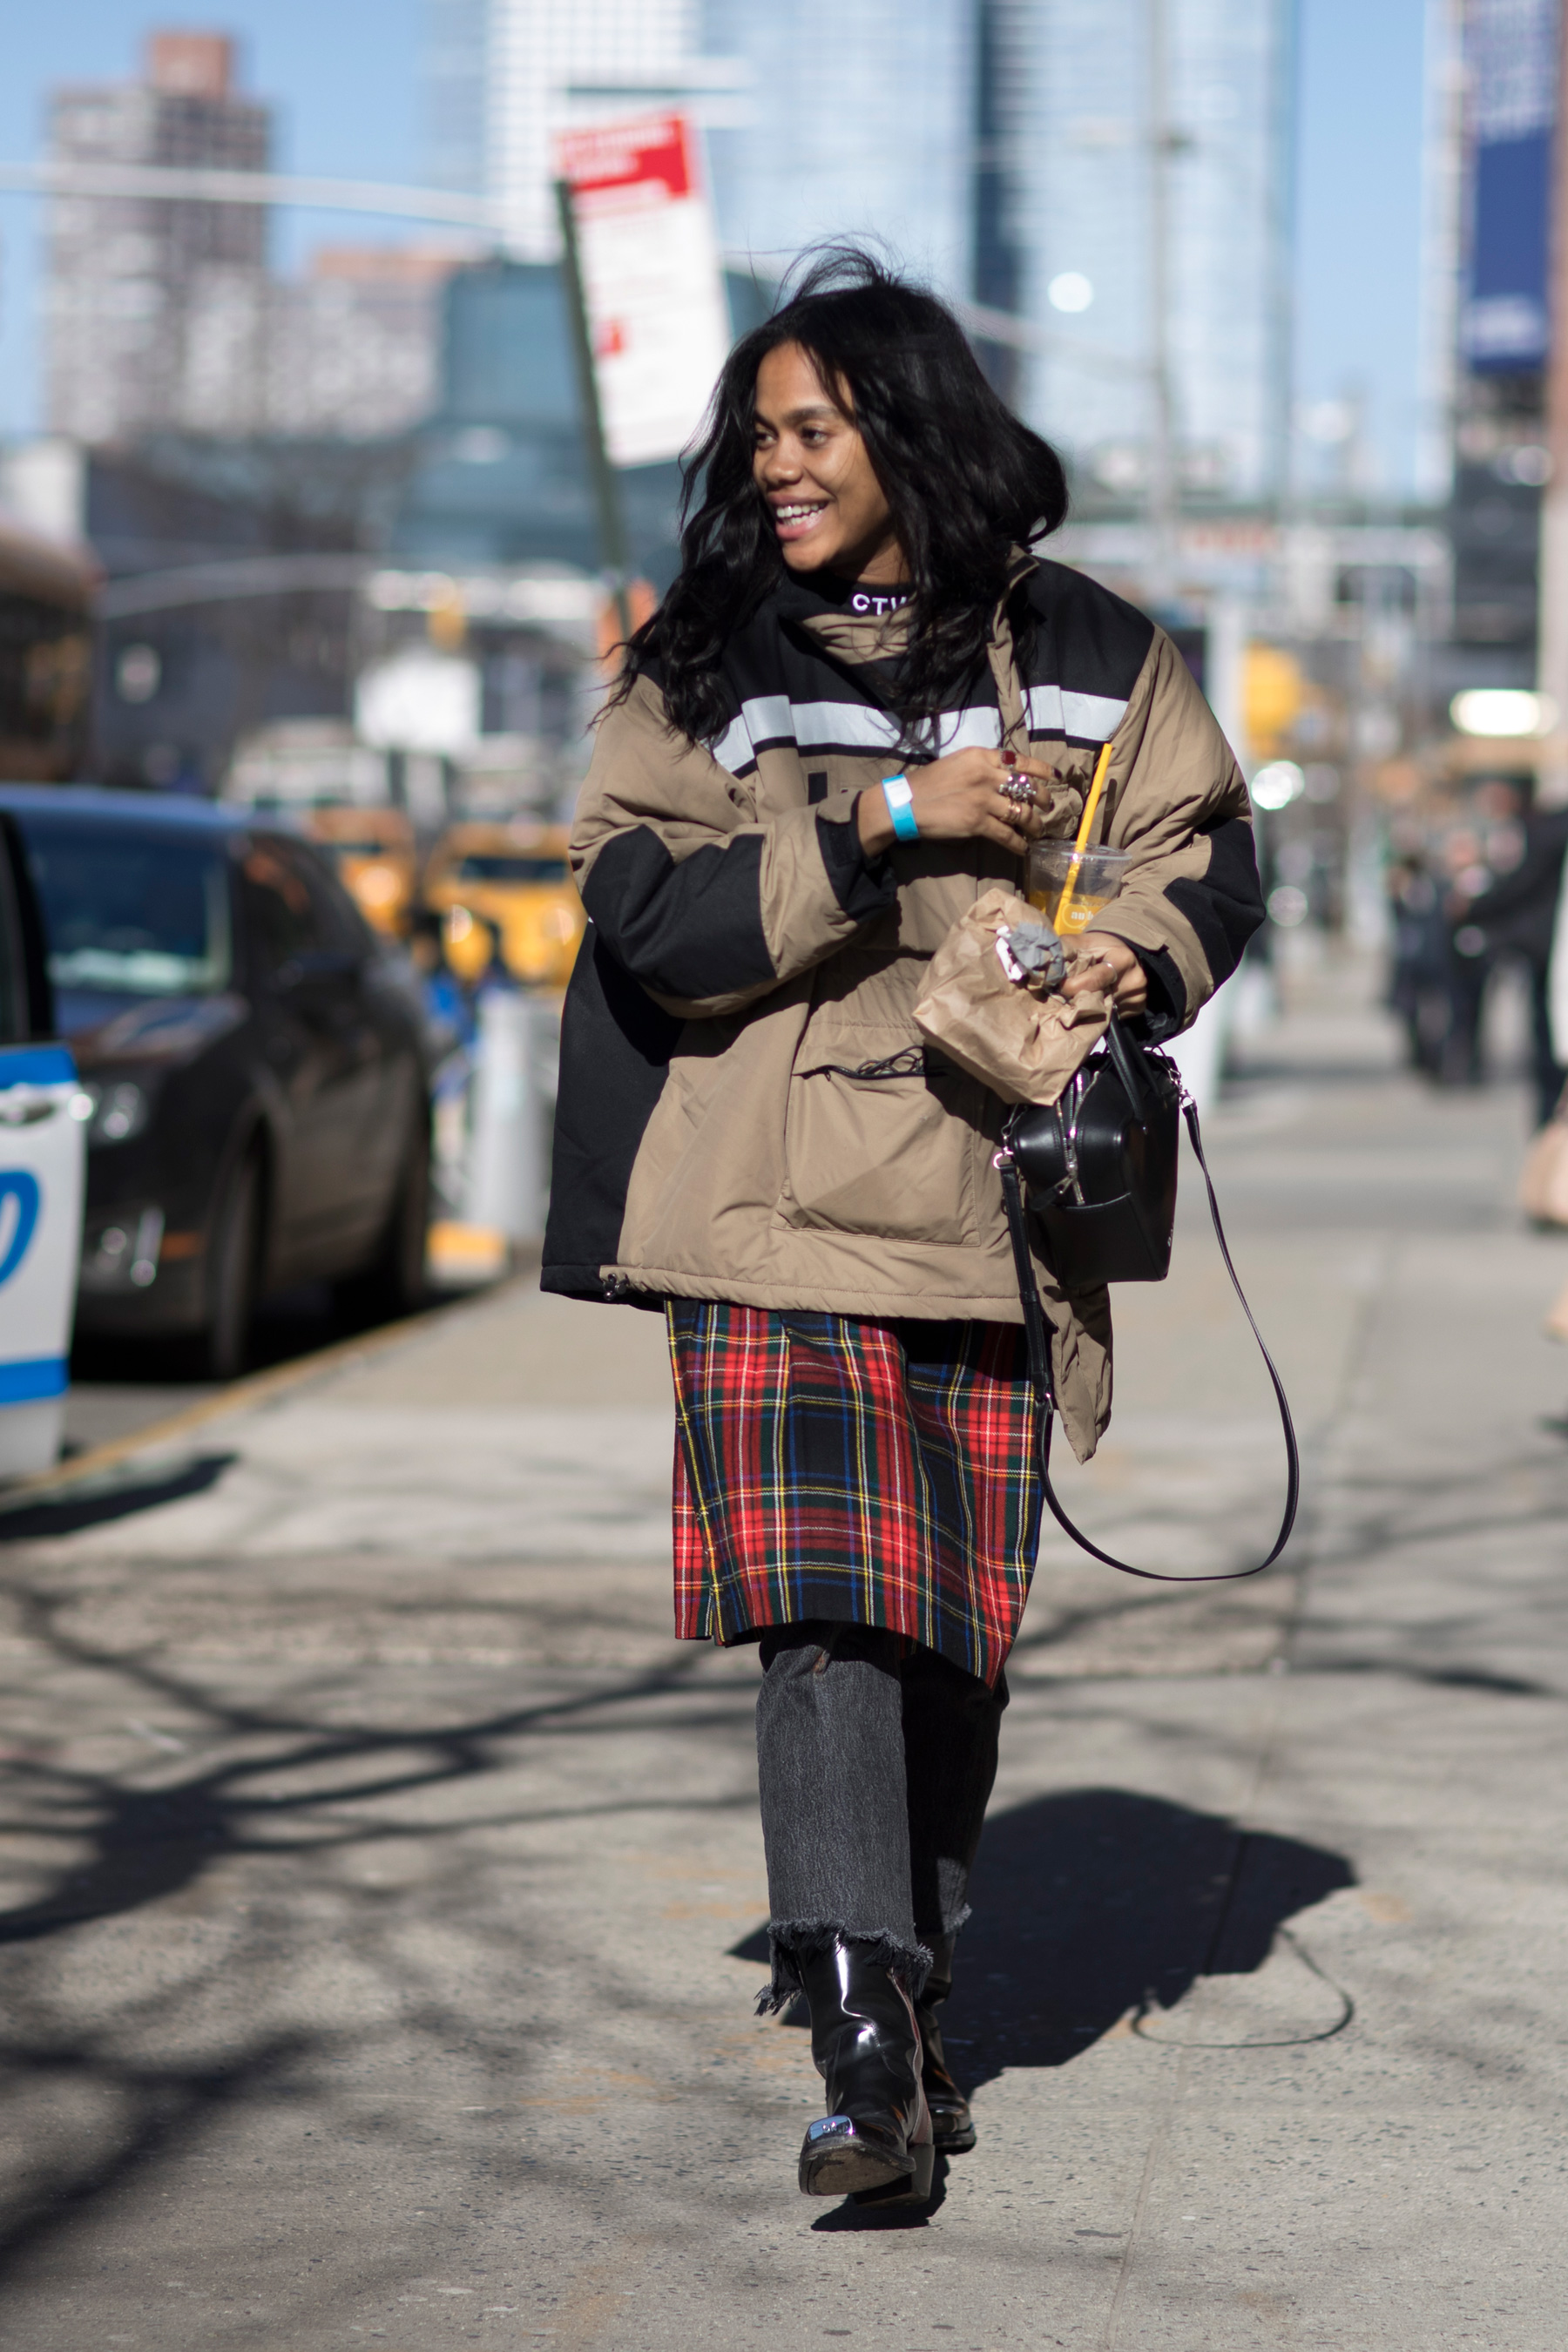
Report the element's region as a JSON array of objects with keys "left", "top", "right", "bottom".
[
  {"left": 0, "top": 1612, "right": 733, "bottom": 2282},
  {"left": 735, "top": 1786, "right": 1354, "bottom": 2092}
]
